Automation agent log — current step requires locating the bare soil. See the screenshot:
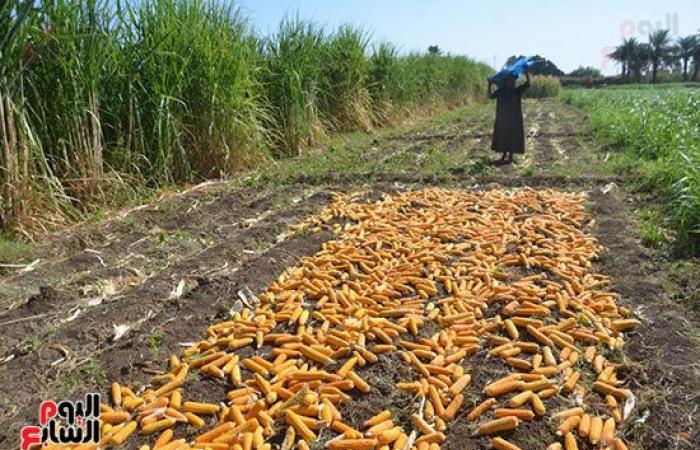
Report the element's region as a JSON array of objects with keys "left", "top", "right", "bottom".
[{"left": 1, "top": 99, "right": 698, "bottom": 450}]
